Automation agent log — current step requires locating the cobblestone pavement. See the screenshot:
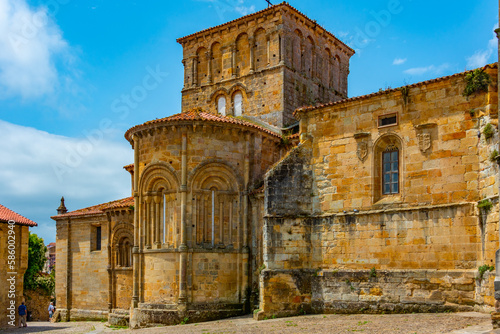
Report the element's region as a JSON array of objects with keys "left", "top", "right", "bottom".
[{"left": 1, "top": 312, "right": 500, "bottom": 334}]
